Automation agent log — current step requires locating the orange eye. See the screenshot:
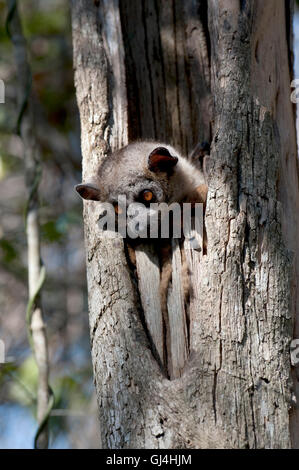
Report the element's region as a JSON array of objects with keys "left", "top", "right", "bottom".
[
  {"left": 114, "top": 204, "right": 123, "bottom": 215},
  {"left": 142, "top": 190, "right": 153, "bottom": 202}
]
